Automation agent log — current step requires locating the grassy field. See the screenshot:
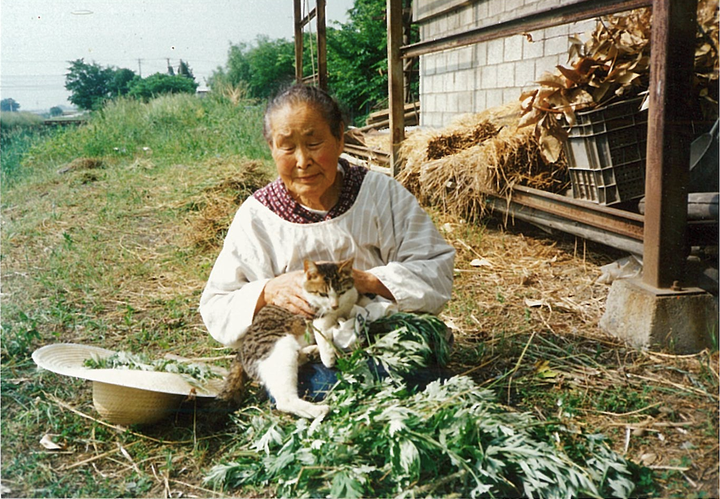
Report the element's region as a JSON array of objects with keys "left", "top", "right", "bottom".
[{"left": 1, "top": 94, "right": 717, "bottom": 498}]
